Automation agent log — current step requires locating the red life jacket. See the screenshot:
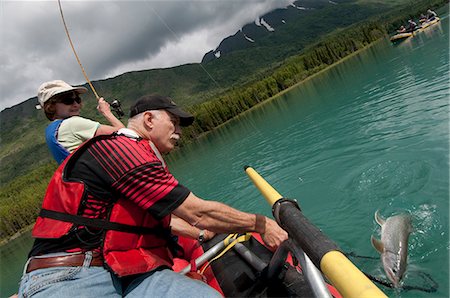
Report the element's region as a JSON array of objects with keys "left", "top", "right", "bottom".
[{"left": 32, "top": 135, "right": 179, "bottom": 277}]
